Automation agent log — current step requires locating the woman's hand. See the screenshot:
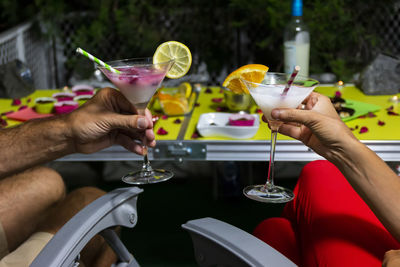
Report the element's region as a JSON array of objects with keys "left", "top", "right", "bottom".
[
  {"left": 265, "top": 92, "right": 359, "bottom": 162},
  {"left": 382, "top": 249, "right": 400, "bottom": 267}
]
